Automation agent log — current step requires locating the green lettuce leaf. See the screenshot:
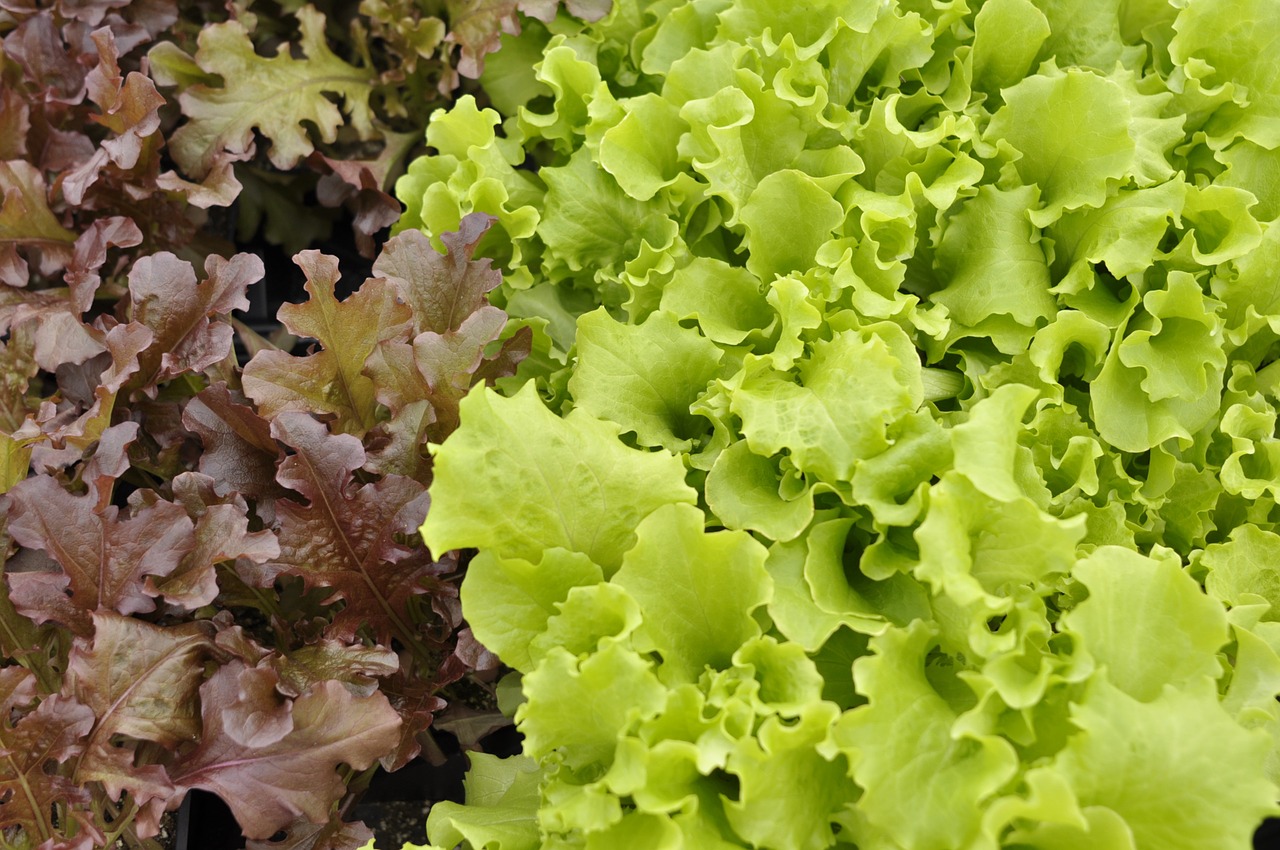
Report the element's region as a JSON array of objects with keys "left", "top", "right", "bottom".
[
  {"left": 824, "top": 622, "right": 1019, "bottom": 849},
  {"left": 420, "top": 385, "right": 696, "bottom": 571},
  {"left": 1063, "top": 546, "right": 1228, "bottom": 701},
  {"left": 1032, "top": 679, "right": 1277, "bottom": 850},
  {"left": 568, "top": 308, "right": 722, "bottom": 451},
  {"left": 613, "top": 504, "right": 771, "bottom": 683},
  {"left": 984, "top": 66, "right": 1135, "bottom": 227}
]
